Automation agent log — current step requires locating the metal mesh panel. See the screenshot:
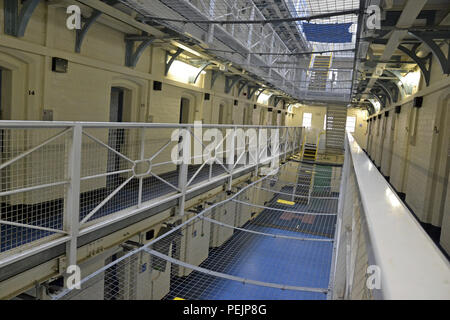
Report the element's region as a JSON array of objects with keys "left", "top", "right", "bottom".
[
  {"left": 0, "top": 123, "right": 302, "bottom": 261},
  {"left": 54, "top": 159, "right": 340, "bottom": 300},
  {"left": 0, "top": 128, "right": 70, "bottom": 253},
  {"left": 330, "top": 139, "right": 375, "bottom": 300}
]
